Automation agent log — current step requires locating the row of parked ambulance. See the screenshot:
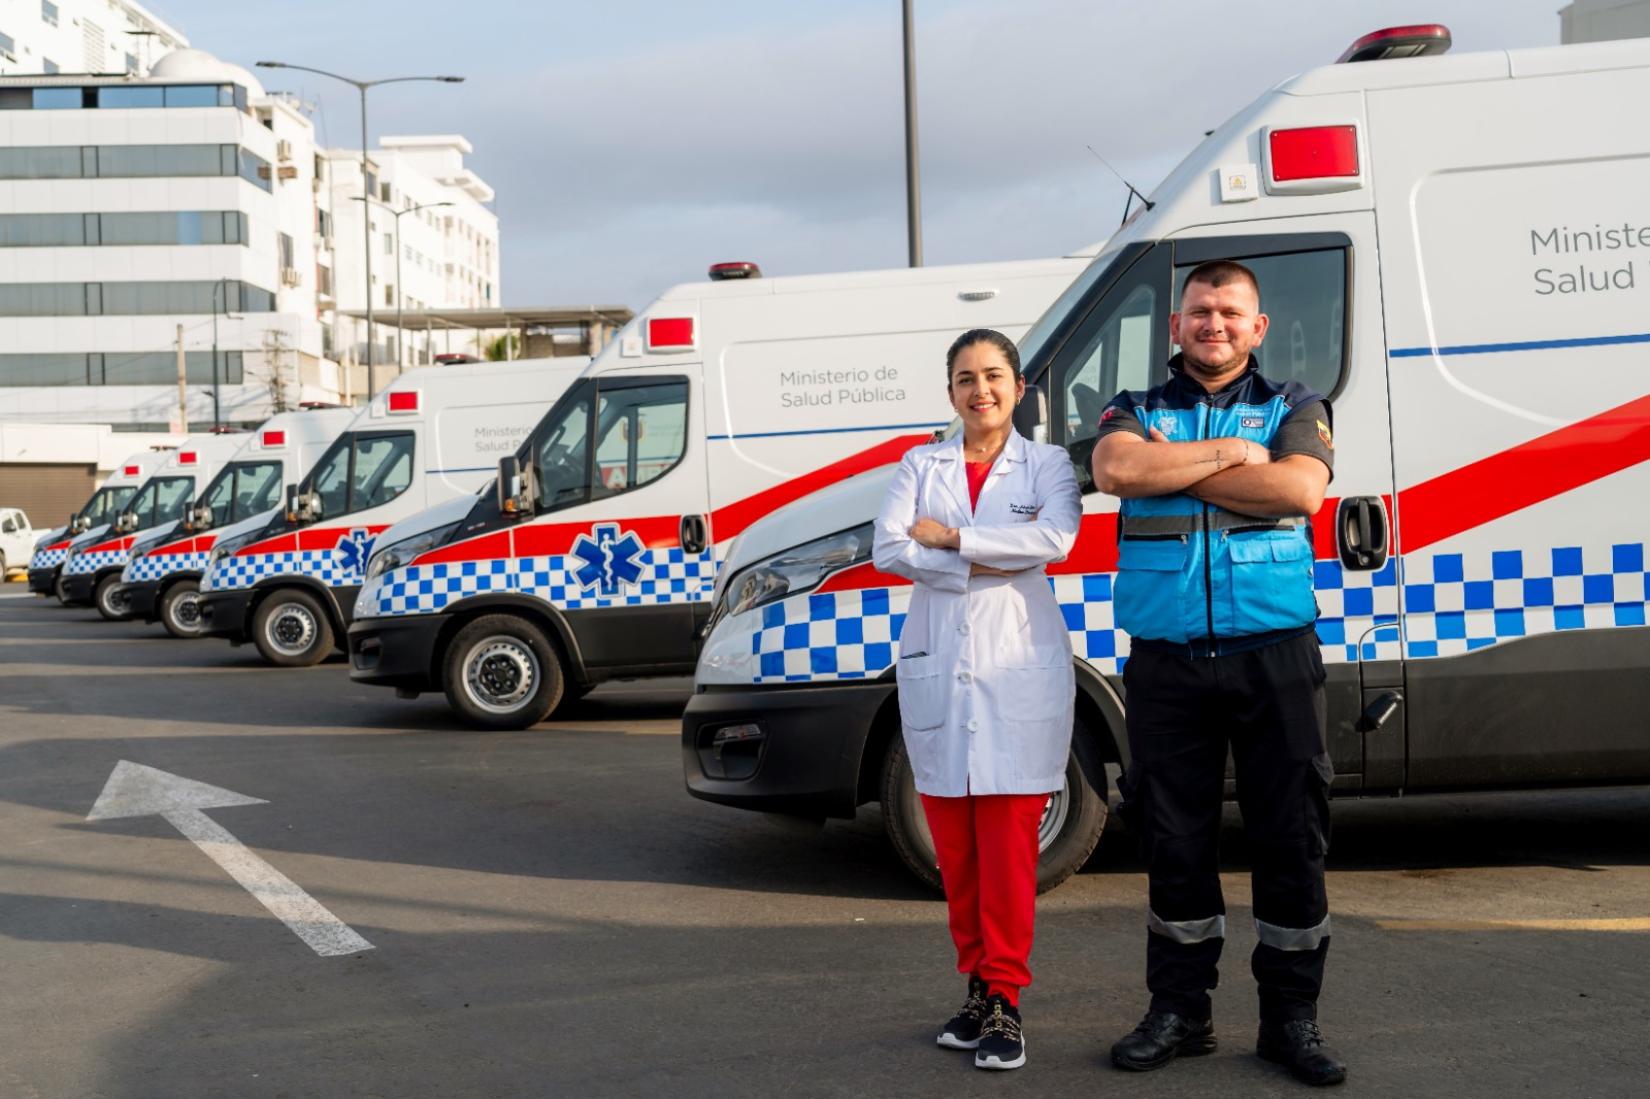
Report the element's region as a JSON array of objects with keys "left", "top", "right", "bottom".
[{"left": 24, "top": 28, "right": 1650, "bottom": 890}]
